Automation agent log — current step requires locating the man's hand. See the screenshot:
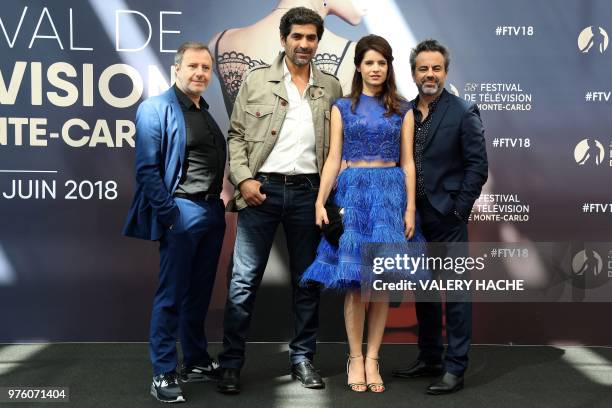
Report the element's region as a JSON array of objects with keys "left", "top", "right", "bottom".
[{"left": 239, "top": 179, "right": 267, "bottom": 206}]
